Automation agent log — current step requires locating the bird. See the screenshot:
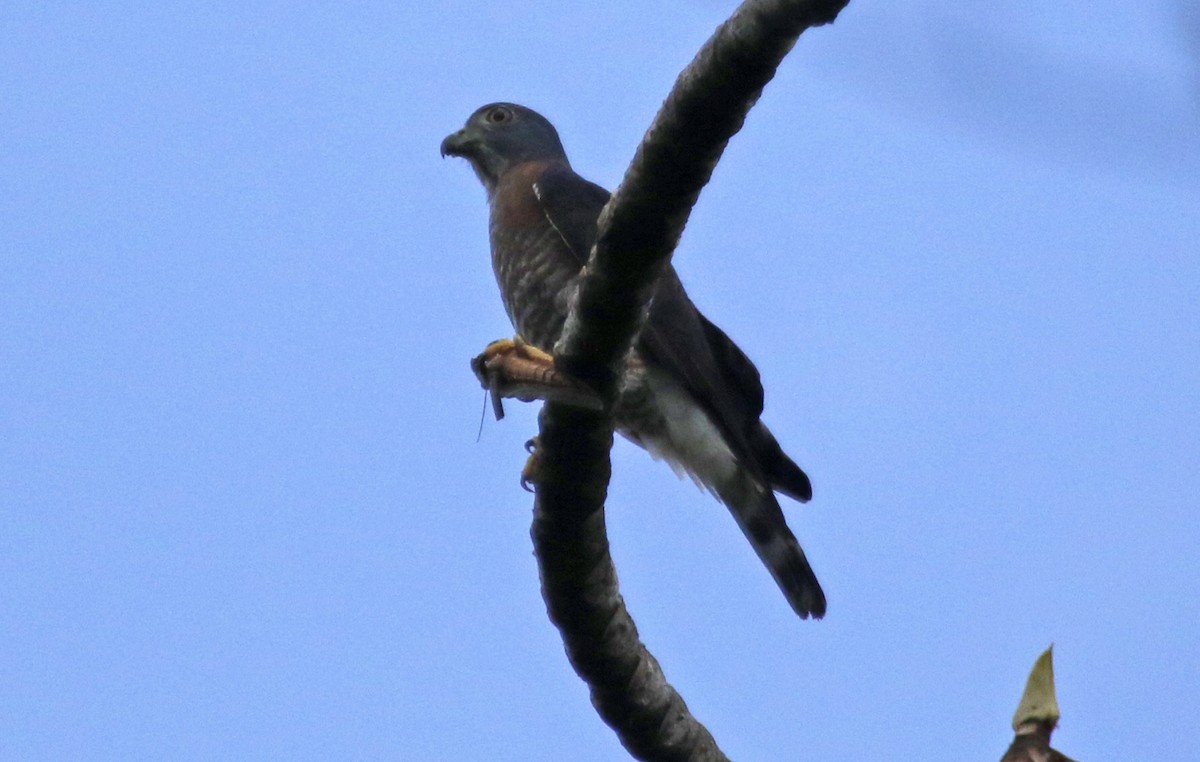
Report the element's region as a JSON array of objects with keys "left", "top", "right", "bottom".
[{"left": 441, "top": 102, "right": 826, "bottom": 619}]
